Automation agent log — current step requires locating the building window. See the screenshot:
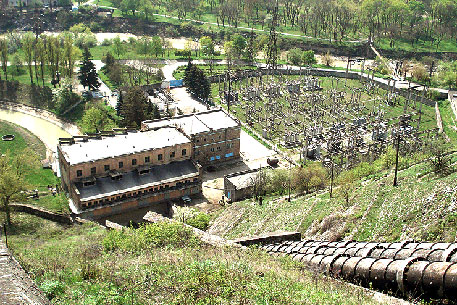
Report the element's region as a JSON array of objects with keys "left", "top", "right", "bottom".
[
  {"left": 77, "top": 170, "right": 82, "bottom": 177},
  {"left": 132, "top": 158, "right": 137, "bottom": 165},
  {"left": 204, "top": 138, "right": 206, "bottom": 142},
  {"left": 145, "top": 156, "right": 150, "bottom": 163},
  {"left": 170, "top": 151, "right": 175, "bottom": 158},
  {"left": 182, "top": 149, "right": 187, "bottom": 156},
  {"left": 90, "top": 167, "right": 96, "bottom": 175},
  {"left": 119, "top": 161, "right": 123, "bottom": 168},
  {"left": 217, "top": 146, "right": 221, "bottom": 151},
  {"left": 196, "top": 139, "right": 200, "bottom": 143},
  {"left": 227, "top": 143, "right": 233, "bottom": 148},
  {"left": 158, "top": 154, "right": 163, "bottom": 161},
  {"left": 210, "top": 147, "right": 215, "bottom": 152},
  {"left": 104, "top": 165, "right": 110, "bottom": 171}
]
